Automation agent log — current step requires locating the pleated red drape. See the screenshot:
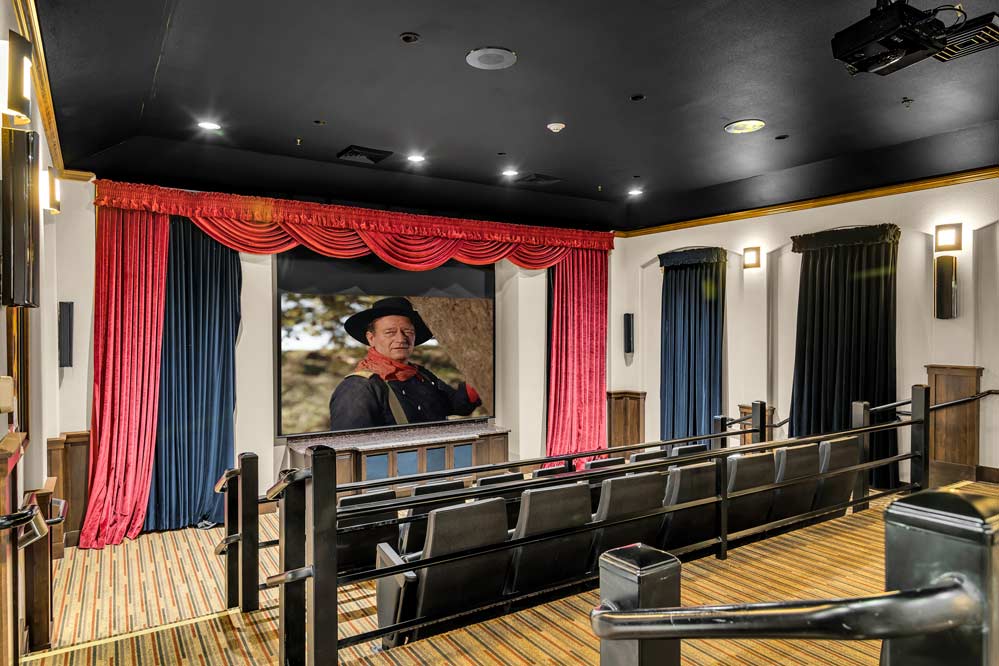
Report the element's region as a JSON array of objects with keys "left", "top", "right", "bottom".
[
  {"left": 94, "top": 180, "right": 611, "bottom": 270},
  {"left": 80, "top": 208, "right": 170, "bottom": 549},
  {"left": 545, "top": 249, "right": 609, "bottom": 469}
]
